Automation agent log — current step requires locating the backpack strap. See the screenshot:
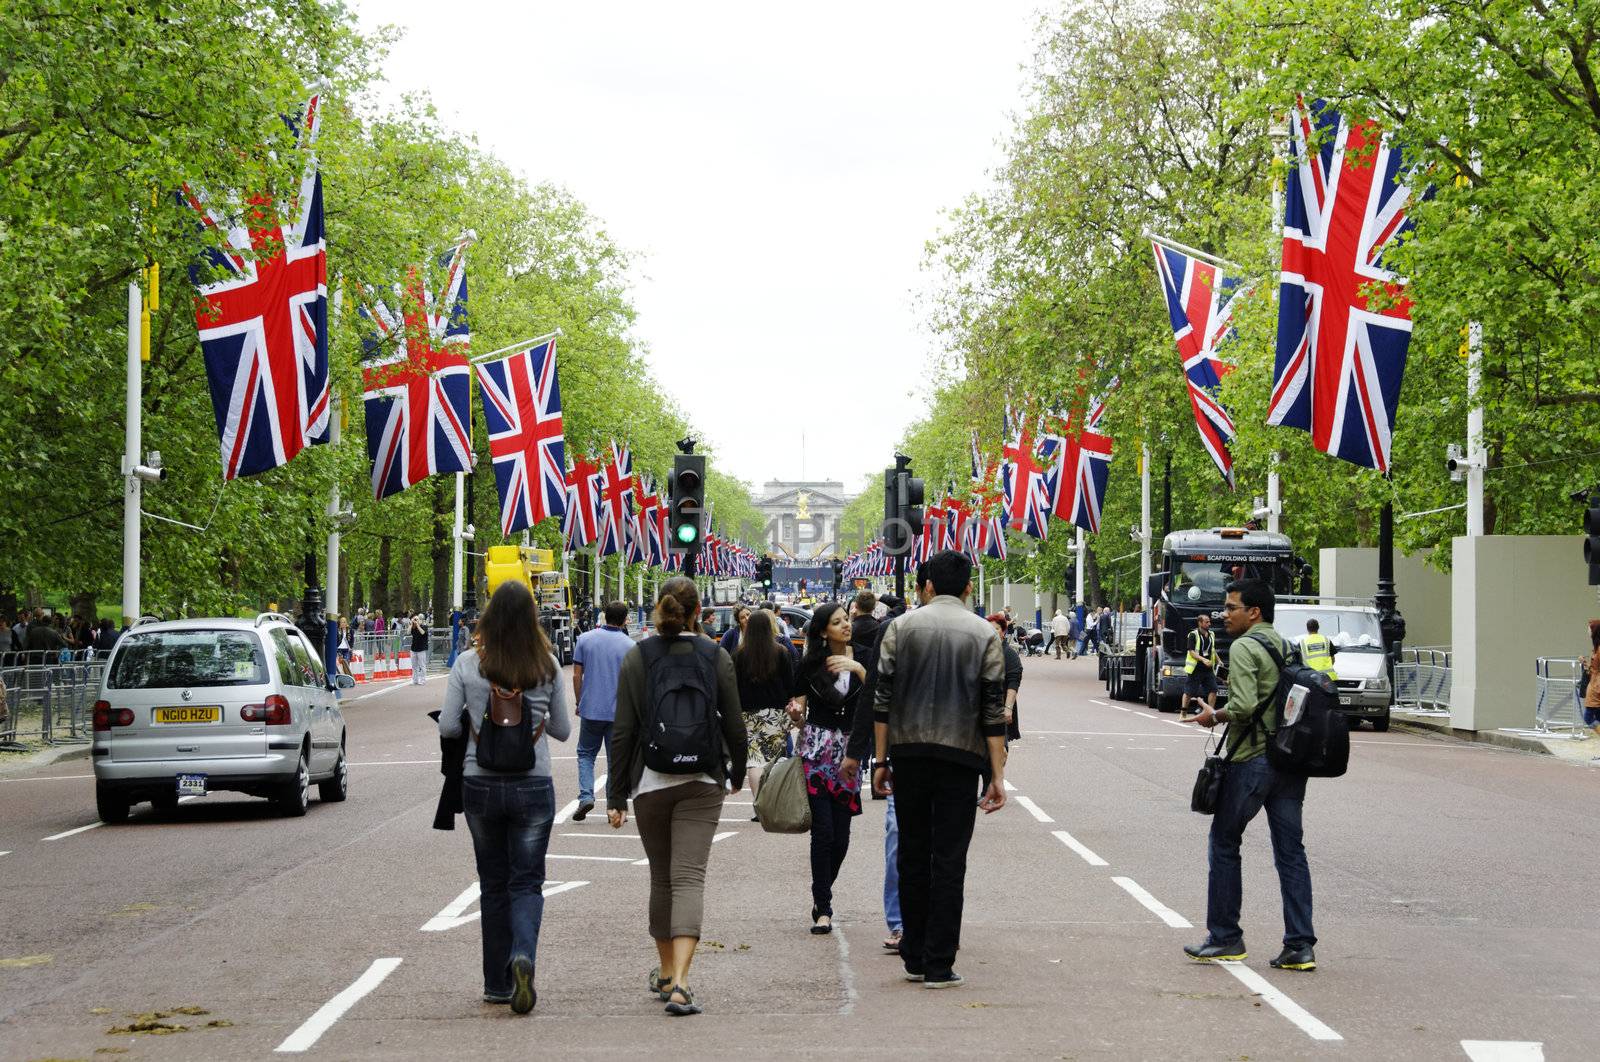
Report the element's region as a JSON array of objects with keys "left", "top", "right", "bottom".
[{"left": 1219, "top": 630, "right": 1283, "bottom": 761}]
